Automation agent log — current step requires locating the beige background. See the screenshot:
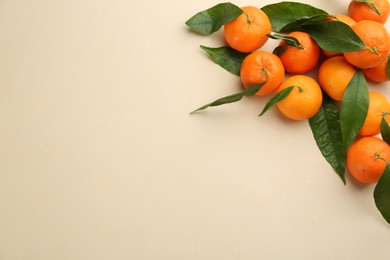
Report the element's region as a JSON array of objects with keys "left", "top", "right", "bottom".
[{"left": 1, "top": 0, "right": 390, "bottom": 259}]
